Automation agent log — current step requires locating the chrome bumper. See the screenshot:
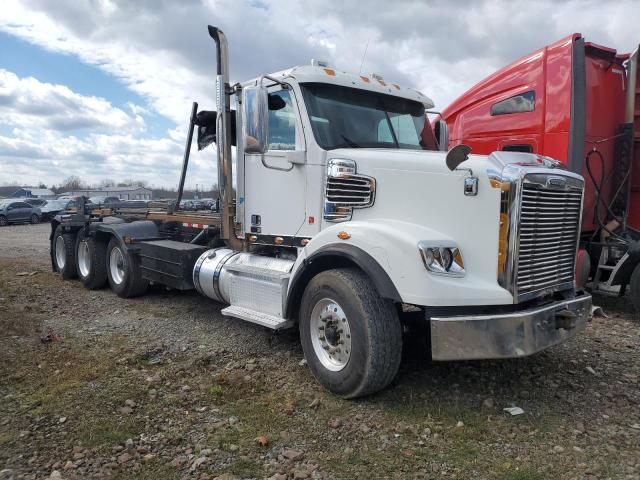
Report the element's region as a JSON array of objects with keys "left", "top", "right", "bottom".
[{"left": 430, "top": 293, "right": 591, "bottom": 361}]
